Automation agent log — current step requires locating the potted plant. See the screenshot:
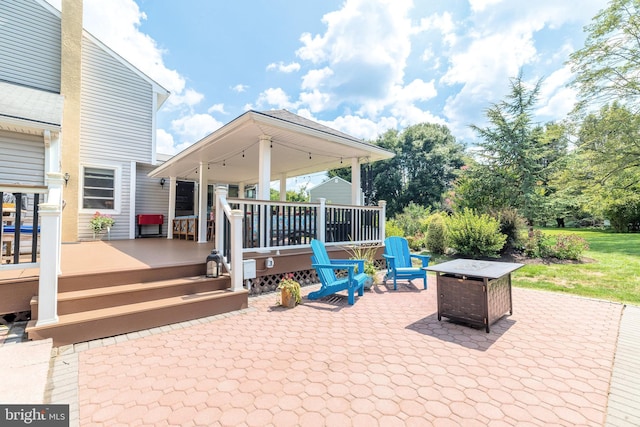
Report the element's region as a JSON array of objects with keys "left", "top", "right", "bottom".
[
  {"left": 89, "top": 211, "right": 115, "bottom": 240},
  {"left": 278, "top": 273, "right": 301, "bottom": 308}
]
